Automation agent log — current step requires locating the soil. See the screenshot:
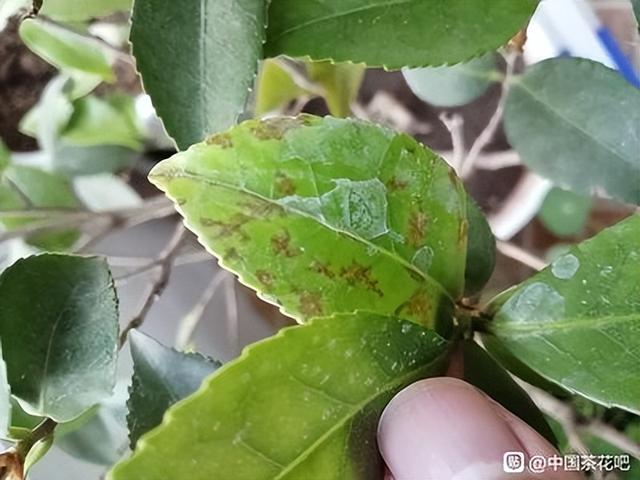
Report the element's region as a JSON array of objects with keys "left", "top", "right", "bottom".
[{"left": 0, "top": 18, "right": 54, "bottom": 151}]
